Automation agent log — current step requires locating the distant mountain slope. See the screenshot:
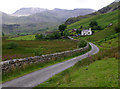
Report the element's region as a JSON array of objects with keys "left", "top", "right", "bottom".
[
  {"left": 2, "top": 8, "right": 95, "bottom": 24},
  {"left": 12, "top": 8, "right": 95, "bottom": 17},
  {"left": 12, "top": 8, "right": 48, "bottom": 16},
  {"left": 2, "top": 8, "right": 95, "bottom": 35},
  {"left": 65, "top": 1, "right": 119, "bottom": 25},
  {"left": 97, "top": 2, "right": 119, "bottom": 14}
]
